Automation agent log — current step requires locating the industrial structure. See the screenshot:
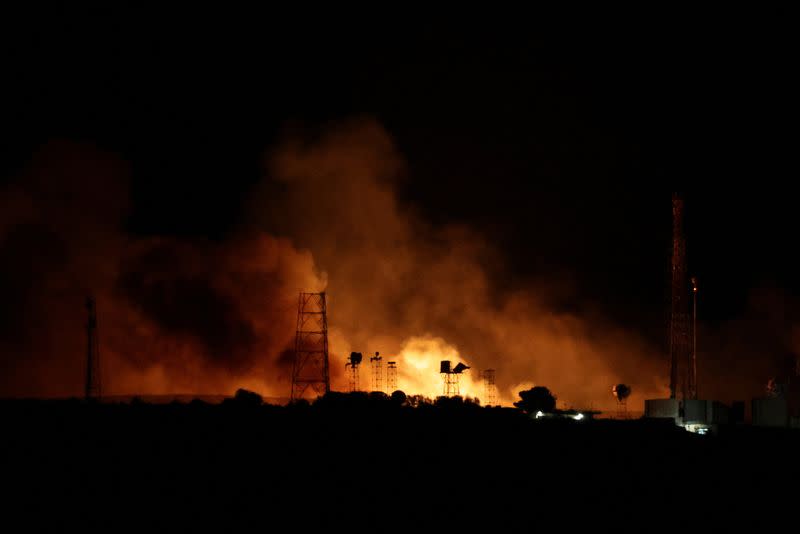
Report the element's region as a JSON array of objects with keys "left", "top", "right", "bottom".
[
  {"left": 669, "top": 193, "right": 695, "bottom": 401},
  {"left": 370, "top": 352, "right": 383, "bottom": 393},
  {"left": 85, "top": 296, "right": 101, "bottom": 400},
  {"left": 752, "top": 372, "right": 800, "bottom": 428},
  {"left": 440, "top": 361, "right": 470, "bottom": 397},
  {"left": 290, "top": 292, "right": 330, "bottom": 400},
  {"left": 691, "top": 276, "right": 698, "bottom": 400},
  {"left": 612, "top": 383, "right": 631, "bottom": 419},
  {"left": 386, "top": 361, "right": 397, "bottom": 393},
  {"left": 346, "top": 352, "right": 363, "bottom": 392},
  {"left": 482, "top": 369, "right": 497, "bottom": 406},
  {"left": 645, "top": 196, "right": 728, "bottom": 433}
]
